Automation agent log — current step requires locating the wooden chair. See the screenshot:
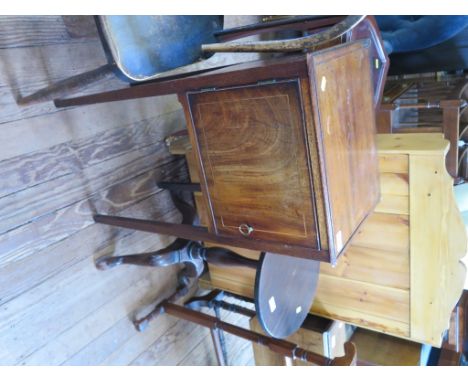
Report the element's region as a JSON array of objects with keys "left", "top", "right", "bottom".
[
  {"left": 18, "top": 15, "right": 369, "bottom": 106},
  {"left": 15, "top": 16, "right": 390, "bottom": 111},
  {"left": 376, "top": 76, "right": 468, "bottom": 179},
  {"left": 17, "top": 16, "right": 219, "bottom": 104}
]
